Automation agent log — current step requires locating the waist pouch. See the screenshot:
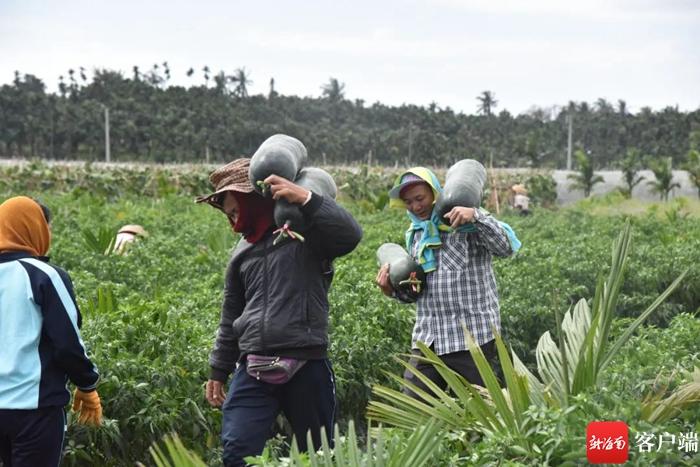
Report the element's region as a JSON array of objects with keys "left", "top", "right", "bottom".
[{"left": 246, "top": 355, "right": 307, "bottom": 384}]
